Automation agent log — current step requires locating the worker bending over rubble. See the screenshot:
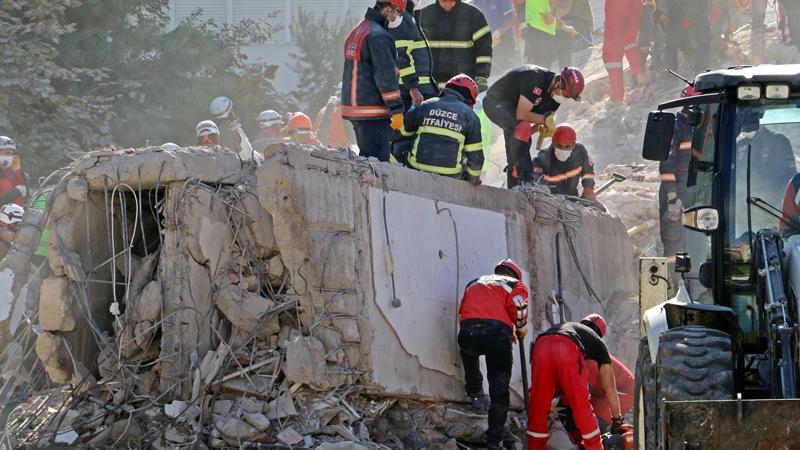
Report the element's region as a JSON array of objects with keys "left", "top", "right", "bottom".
[
  {"left": 483, "top": 65, "right": 584, "bottom": 188},
  {"left": 527, "top": 314, "right": 631, "bottom": 450},
  {"left": 533, "top": 123, "right": 596, "bottom": 200},
  {"left": 458, "top": 259, "right": 529, "bottom": 450},
  {"left": 418, "top": 0, "right": 493, "bottom": 92},
  {"left": 342, "top": 0, "right": 405, "bottom": 162},
  {"left": 396, "top": 74, "right": 484, "bottom": 184}
]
